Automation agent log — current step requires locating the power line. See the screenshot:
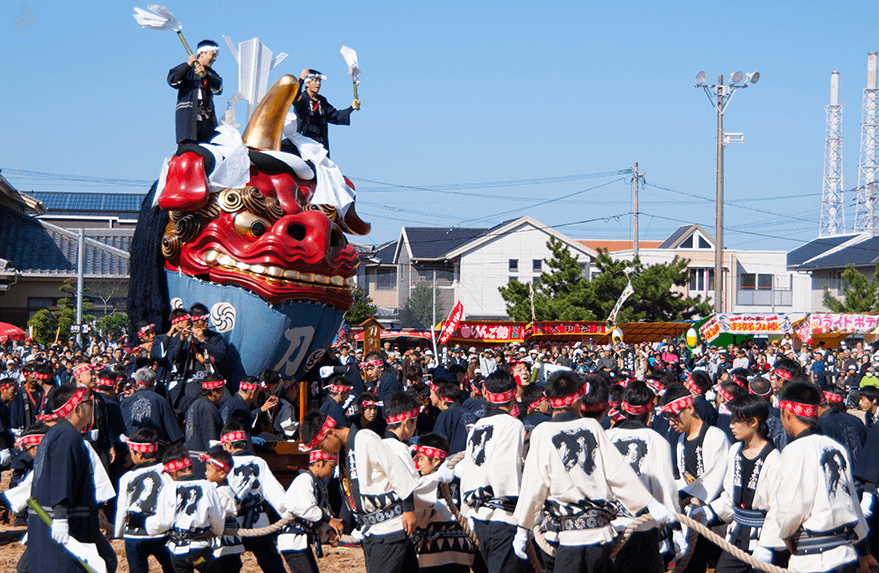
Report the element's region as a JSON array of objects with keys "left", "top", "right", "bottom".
[{"left": 351, "top": 169, "right": 632, "bottom": 194}]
